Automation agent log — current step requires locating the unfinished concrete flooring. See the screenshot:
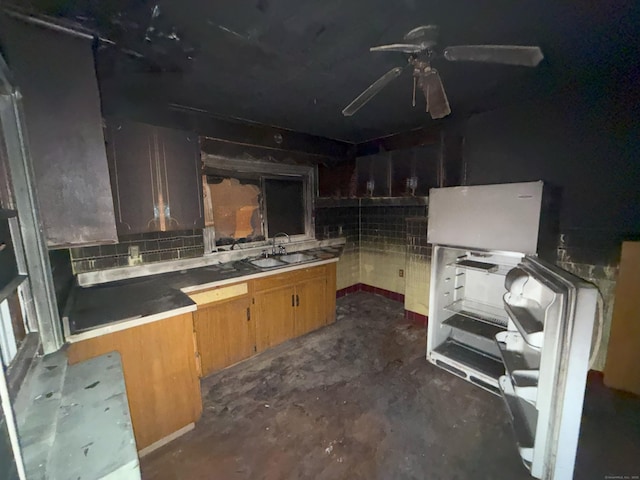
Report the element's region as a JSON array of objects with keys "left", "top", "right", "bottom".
[{"left": 141, "top": 292, "right": 640, "bottom": 480}]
